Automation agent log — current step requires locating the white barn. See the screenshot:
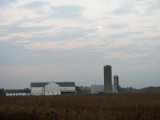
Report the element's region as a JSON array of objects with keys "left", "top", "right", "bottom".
[
  {"left": 56, "top": 82, "right": 76, "bottom": 94},
  {"left": 31, "top": 82, "right": 48, "bottom": 96},
  {"left": 44, "top": 82, "right": 61, "bottom": 95},
  {"left": 31, "top": 82, "right": 76, "bottom": 96}
]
